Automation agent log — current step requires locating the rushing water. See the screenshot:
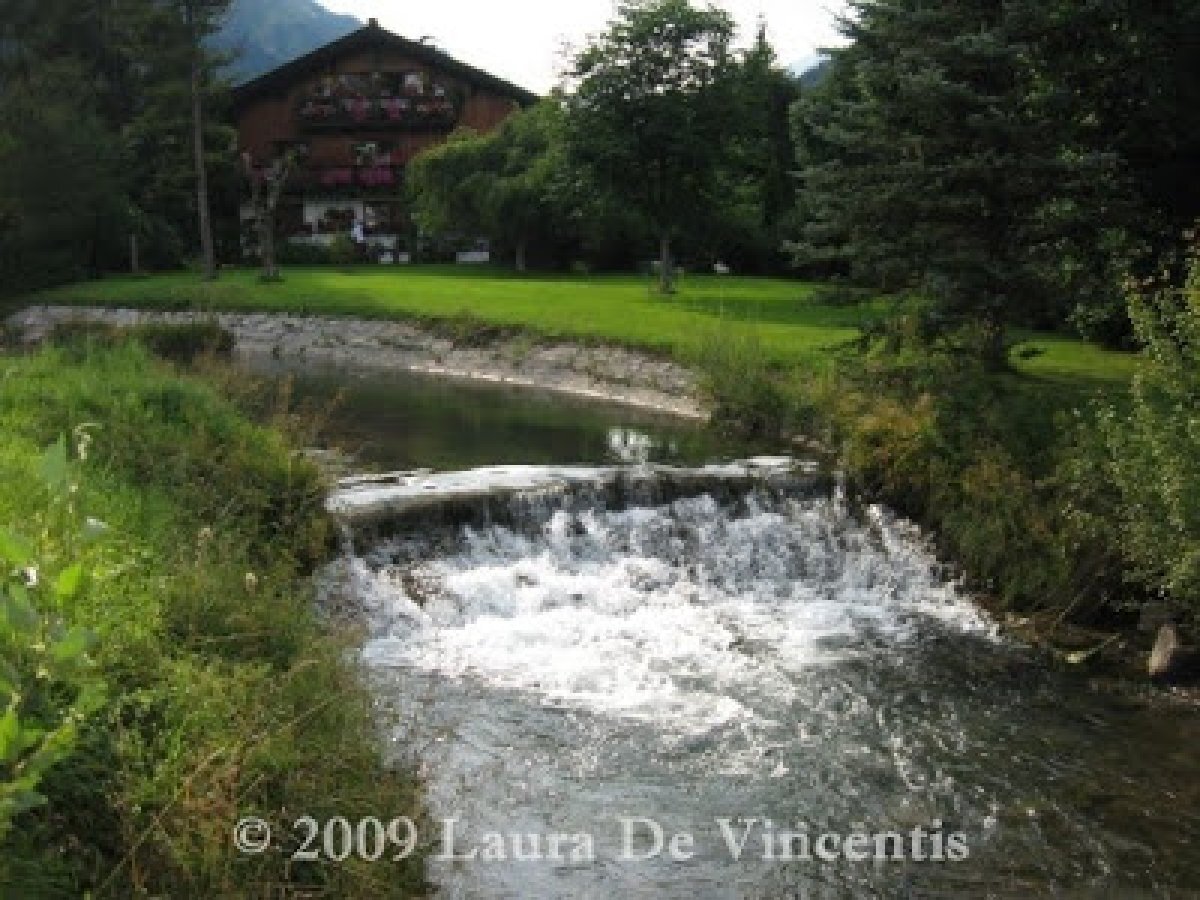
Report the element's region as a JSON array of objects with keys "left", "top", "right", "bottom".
[{"left": 295, "top": 362, "right": 1200, "bottom": 899}]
